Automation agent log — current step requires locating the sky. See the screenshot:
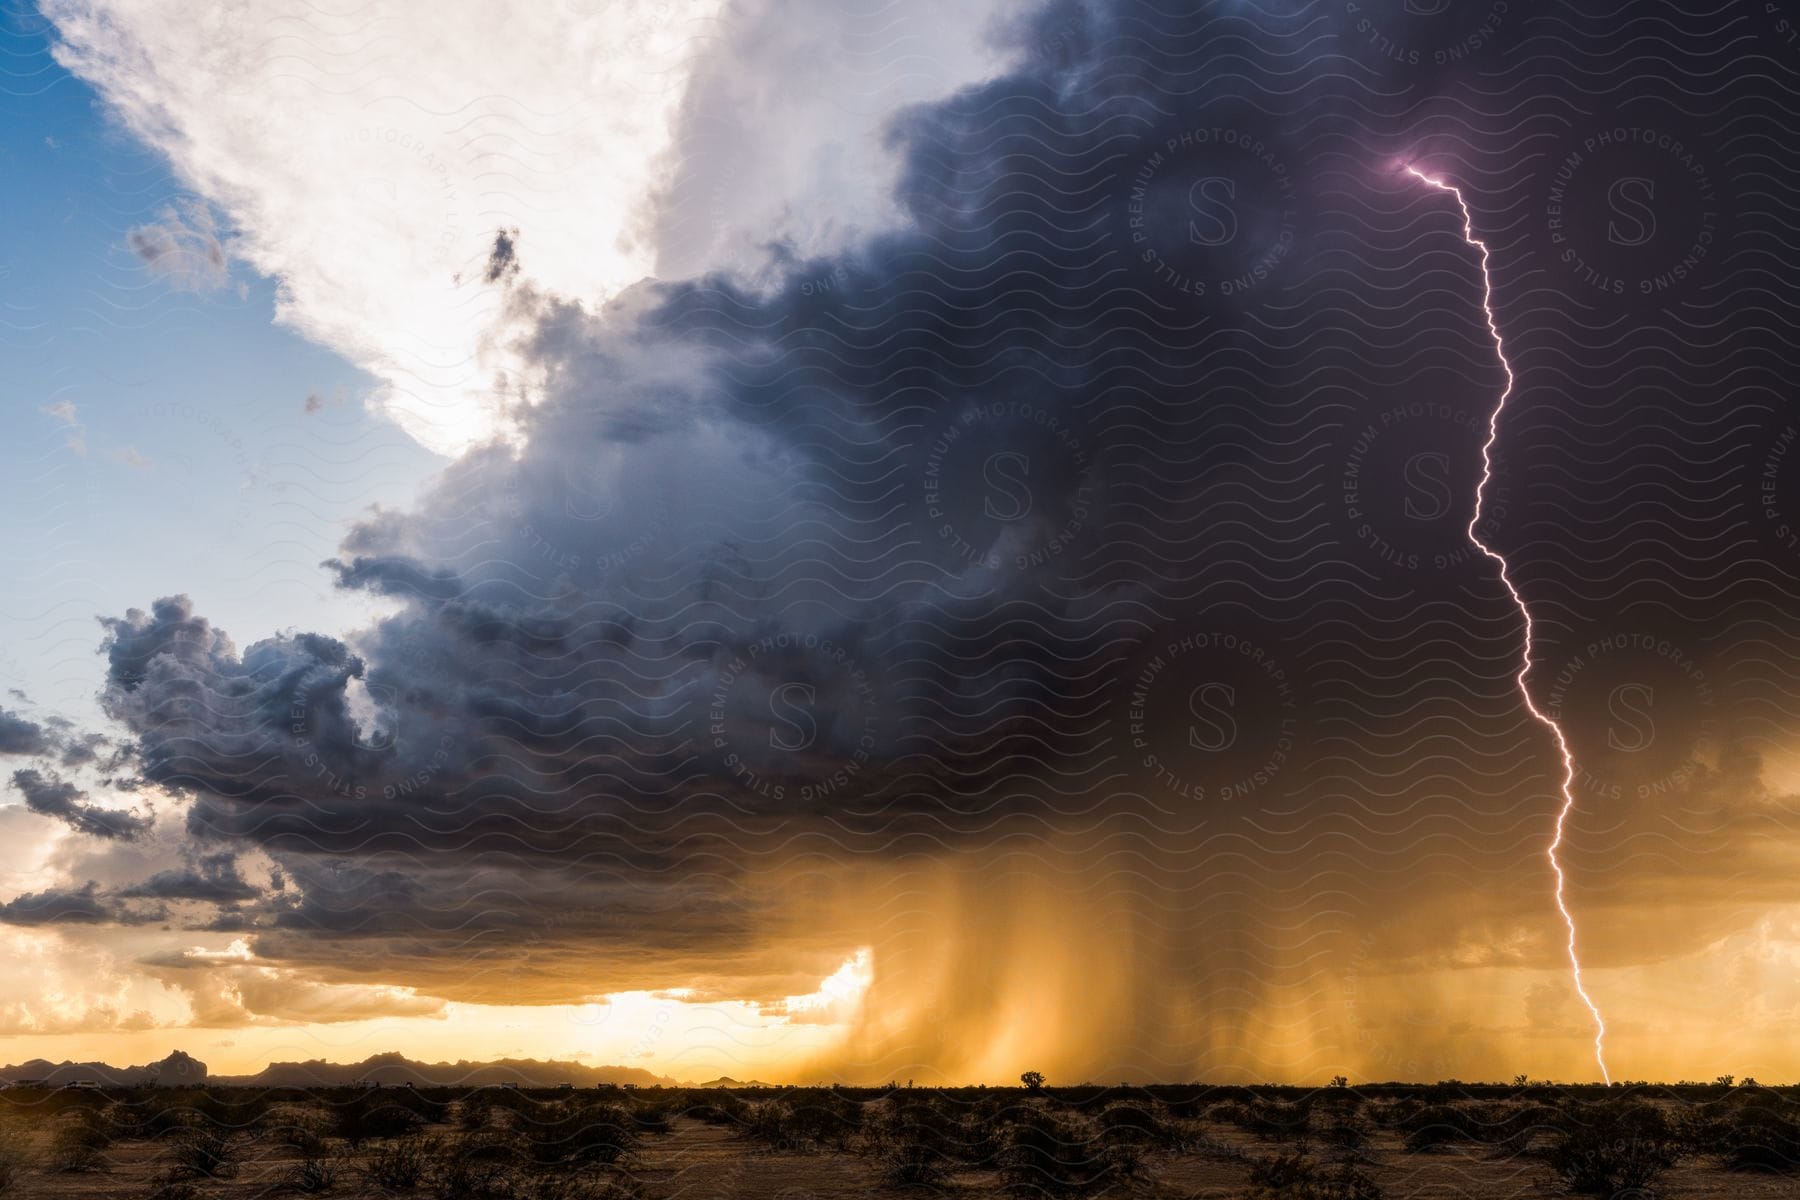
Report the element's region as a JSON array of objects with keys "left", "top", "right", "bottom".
[{"left": 3, "top": 0, "right": 1800, "bottom": 1086}]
